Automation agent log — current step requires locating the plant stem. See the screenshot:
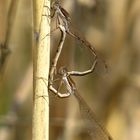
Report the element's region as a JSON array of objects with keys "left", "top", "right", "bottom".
[{"left": 32, "top": 0, "right": 50, "bottom": 140}]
